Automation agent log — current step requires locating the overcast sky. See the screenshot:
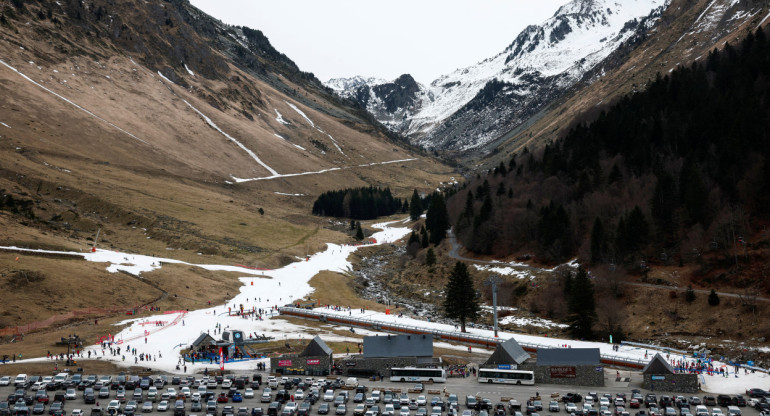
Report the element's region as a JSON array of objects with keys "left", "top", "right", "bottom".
[{"left": 189, "top": 1, "right": 569, "bottom": 84}]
